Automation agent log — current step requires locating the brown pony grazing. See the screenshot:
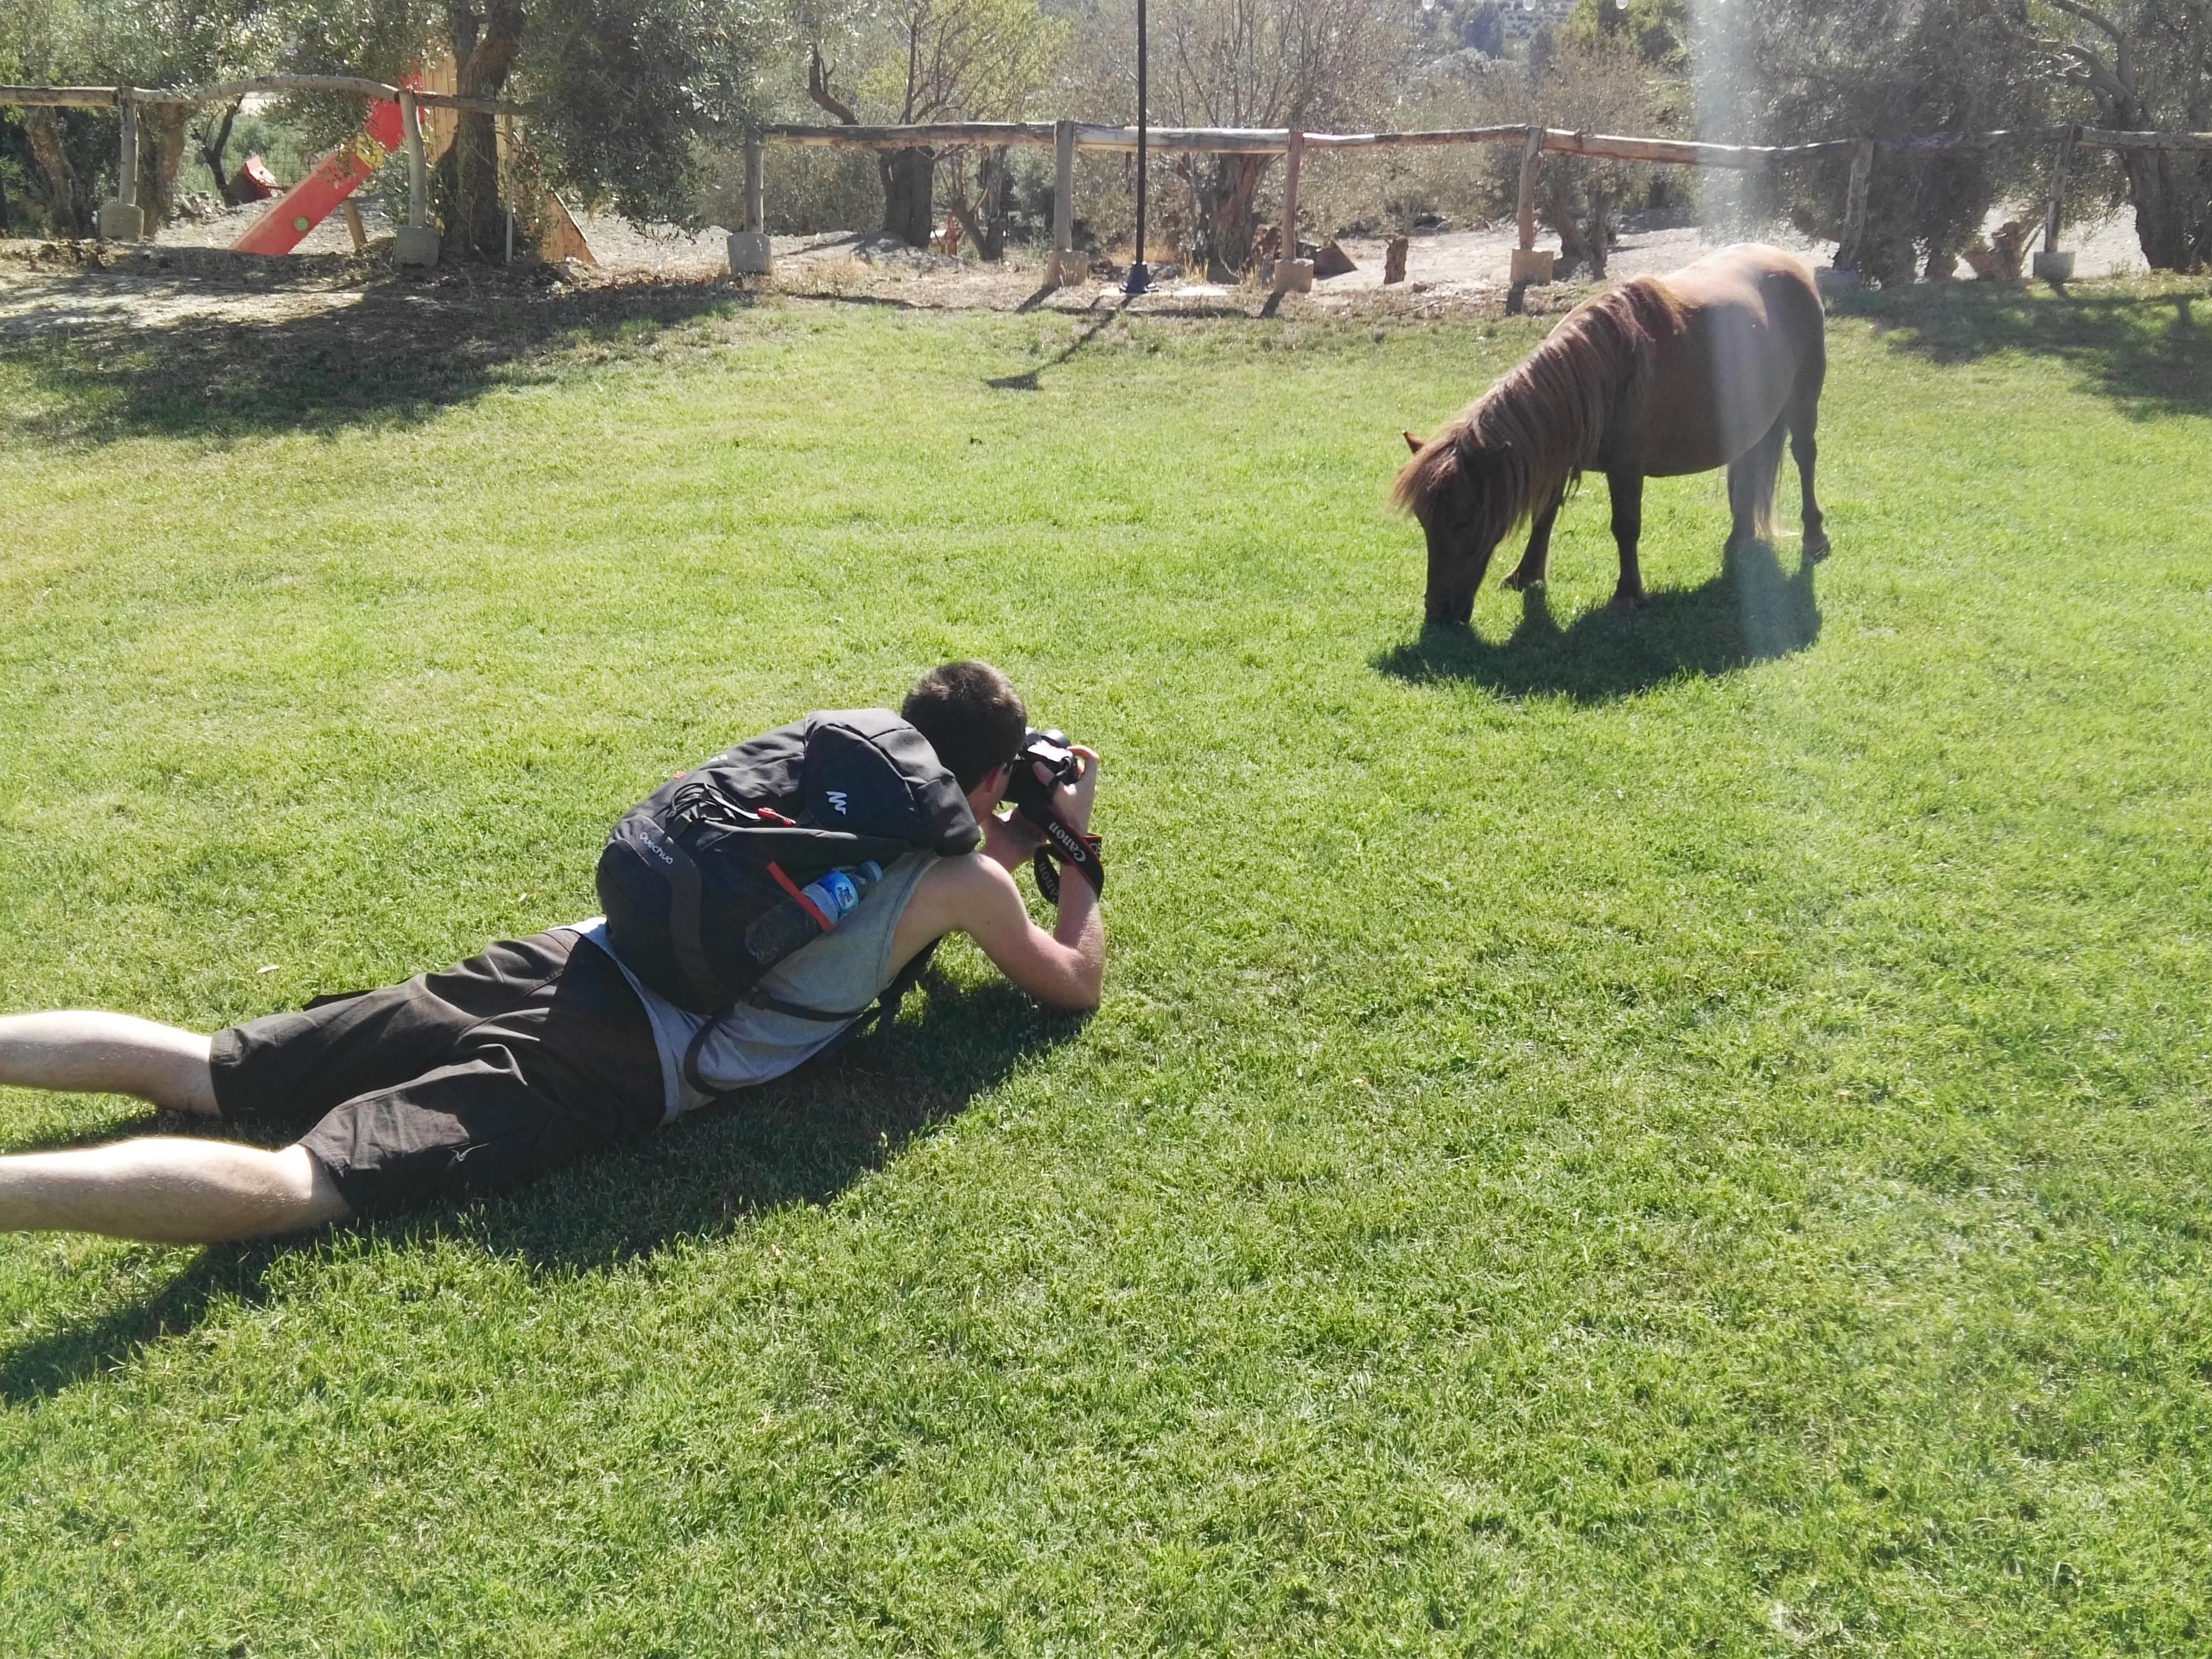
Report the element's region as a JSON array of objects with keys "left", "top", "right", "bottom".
[{"left": 1394, "top": 242, "right": 1830, "bottom": 624}]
